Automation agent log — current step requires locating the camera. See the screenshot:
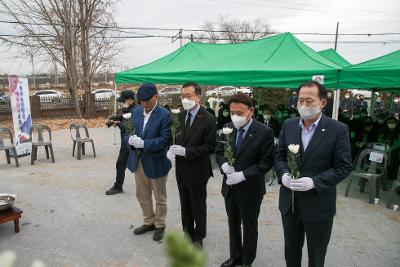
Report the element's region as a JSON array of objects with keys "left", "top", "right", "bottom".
[{"left": 106, "top": 113, "right": 124, "bottom": 128}]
